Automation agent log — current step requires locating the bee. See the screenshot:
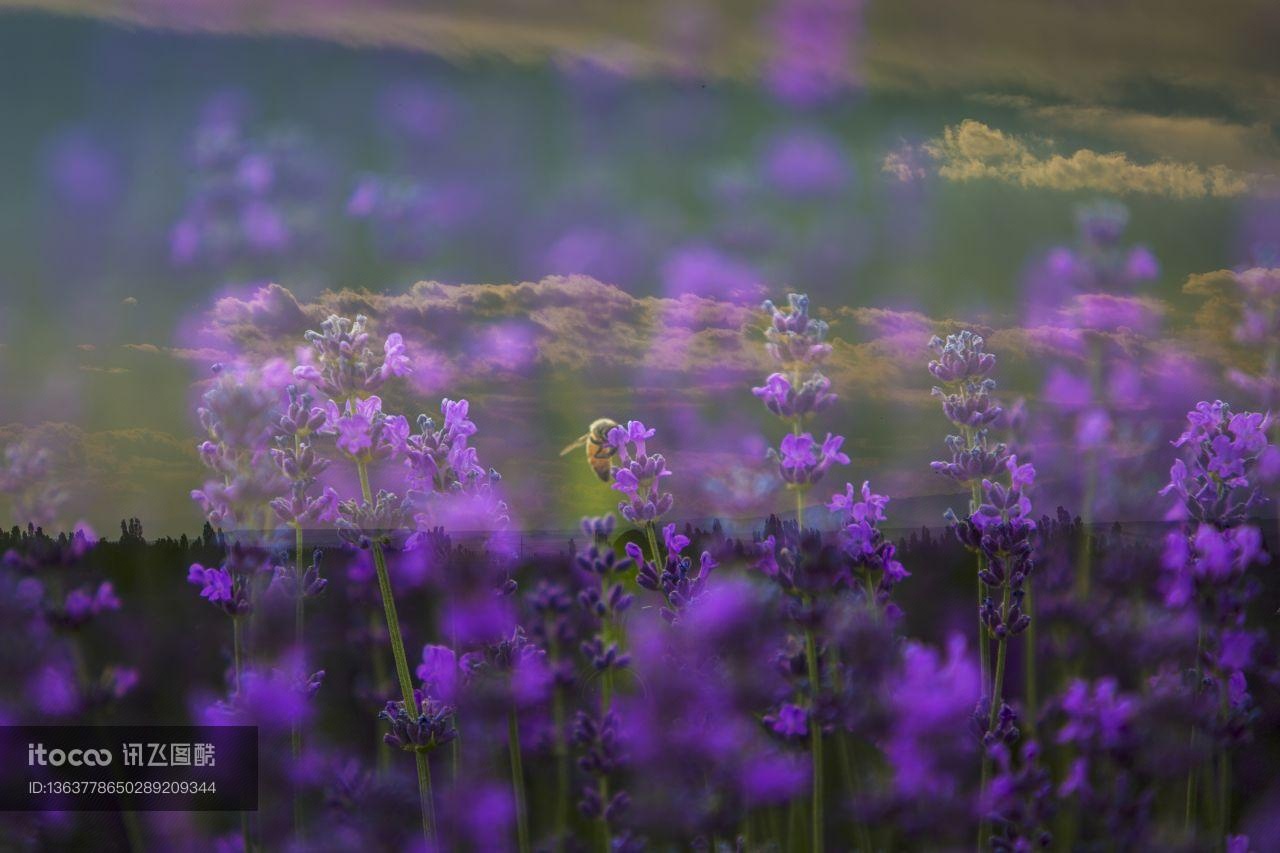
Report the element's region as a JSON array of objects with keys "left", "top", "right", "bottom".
[{"left": 560, "top": 418, "right": 620, "bottom": 482}]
